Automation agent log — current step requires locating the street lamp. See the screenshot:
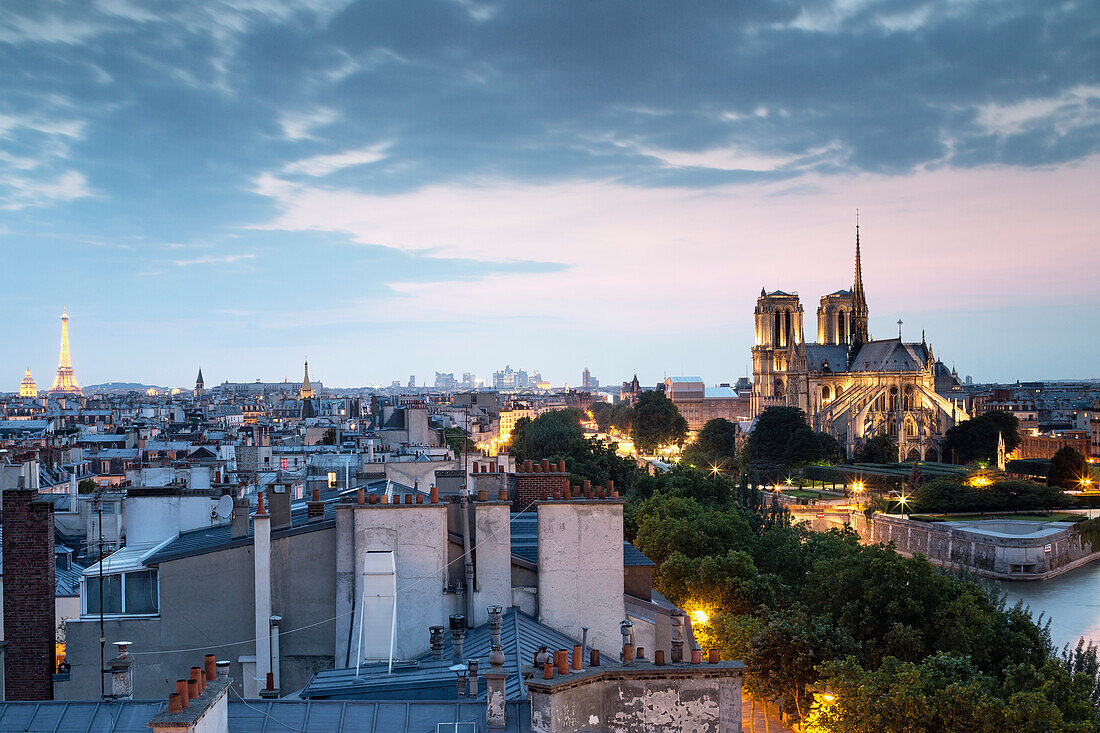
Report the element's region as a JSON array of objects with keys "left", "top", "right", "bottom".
[{"left": 897, "top": 493, "right": 910, "bottom": 519}]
